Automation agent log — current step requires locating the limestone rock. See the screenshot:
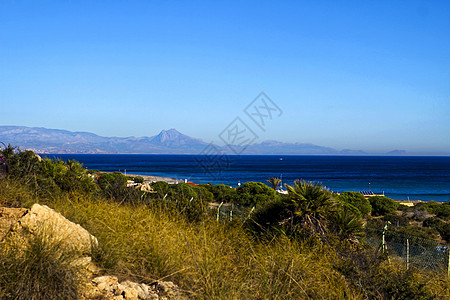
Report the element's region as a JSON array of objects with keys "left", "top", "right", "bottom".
[
  {"left": 84, "top": 275, "right": 186, "bottom": 300},
  {"left": 0, "top": 207, "right": 27, "bottom": 240},
  {"left": 9, "top": 203, "right": 97, "bottom": 254}
]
